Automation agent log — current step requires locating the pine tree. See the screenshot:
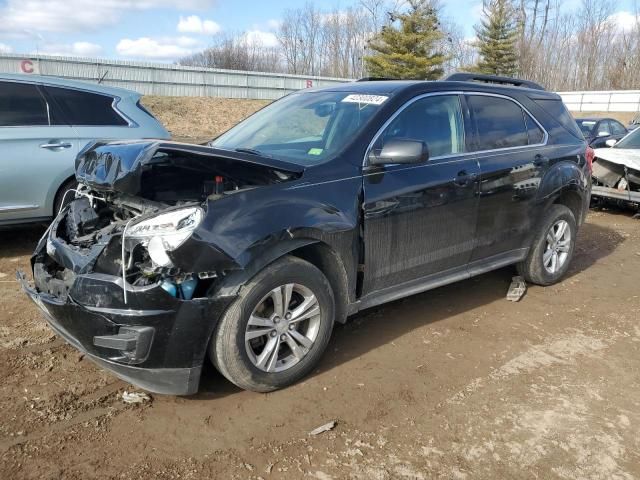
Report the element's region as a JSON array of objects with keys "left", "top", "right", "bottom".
[
  {"left": 364, "top": 0, "right": 447, "bottom": 80},
  {"left": 474, "top": 0, "right": 520, "bottom": 76}
]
